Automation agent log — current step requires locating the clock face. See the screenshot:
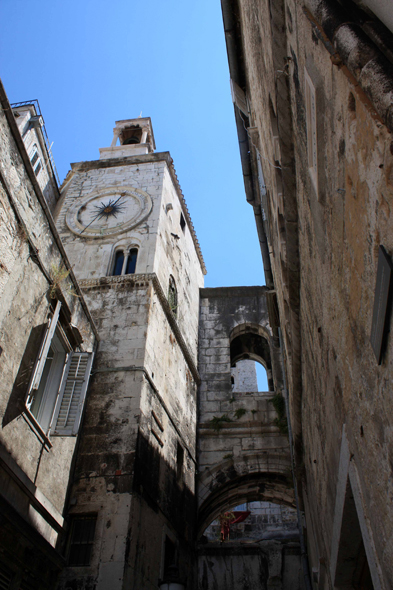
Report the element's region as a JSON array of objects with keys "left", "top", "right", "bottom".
[{"left": 66, "top": 186, "right": 152, "bottom": 238}]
